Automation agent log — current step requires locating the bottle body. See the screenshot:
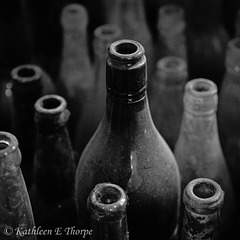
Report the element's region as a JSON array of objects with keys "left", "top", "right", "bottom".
[
  {"left": 174, "top": 79, "right": 237, "bottom": 240},
  {"left": 0, "top": 131, "right": 36, "bottom": 240},
  {"left": 75, "top": 39, "right": 180, "bottom": 240}
]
